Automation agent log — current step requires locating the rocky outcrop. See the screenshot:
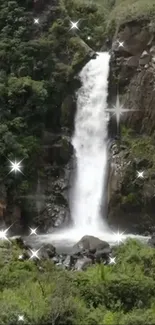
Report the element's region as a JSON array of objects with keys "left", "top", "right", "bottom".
[
  {"left": 72, "top": 235, "right": 110, "bottom": 254},
  {"left": 21, "top": 235, "right": 112, "bottom": 270},
  {"left": 107, "top": 19, "right": 155, "bottom": 234},
  {"left": 109, "top": 19, "right": 155, "bottom": 131}
]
